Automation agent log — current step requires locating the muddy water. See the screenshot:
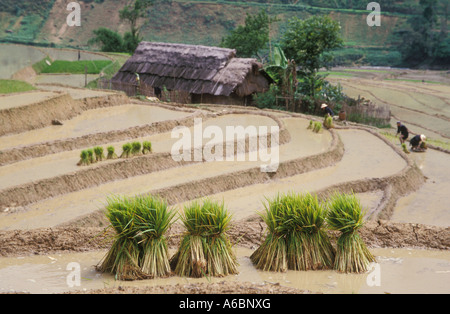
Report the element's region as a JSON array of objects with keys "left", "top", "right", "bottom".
[
  {"left": 35, "top": 85, "right": 116, "bottom": 99},
  {"left": 33, "top": 74, "right": 99, "bottom": 88},
  {"left": 0, "top": 247, "right": 448, "bottom": 294},
  {"left": 182, "top": 129, "right": 406, "bottom": 221},
  {"left": 0, "top": 91, "right": 60, "bottom": 110},
  {"left": 0, "top": 105, "right": 191, "bottom": 150},
  {"left": 0, "top": 117, "right": 331, "bottom": 230},
  {"left": 0, "top": 114, "right": 279, "bottom": 190},
  {"left": 392, "top": 149, "right": 450, "bottom": 227}
]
